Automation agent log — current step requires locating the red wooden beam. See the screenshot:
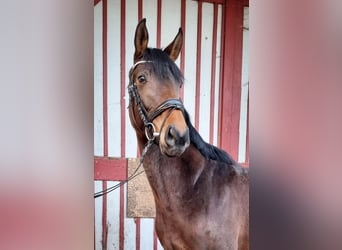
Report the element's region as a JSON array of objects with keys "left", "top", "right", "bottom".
[
  {"left": 94, "top": 157, "right": 127, "bottom": 180},
  {"left": 94, "top": 0, "right": 101, "bottom": 6},
  {"left": 218, "top": 0, "right": 244, "bottom": 161}
]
